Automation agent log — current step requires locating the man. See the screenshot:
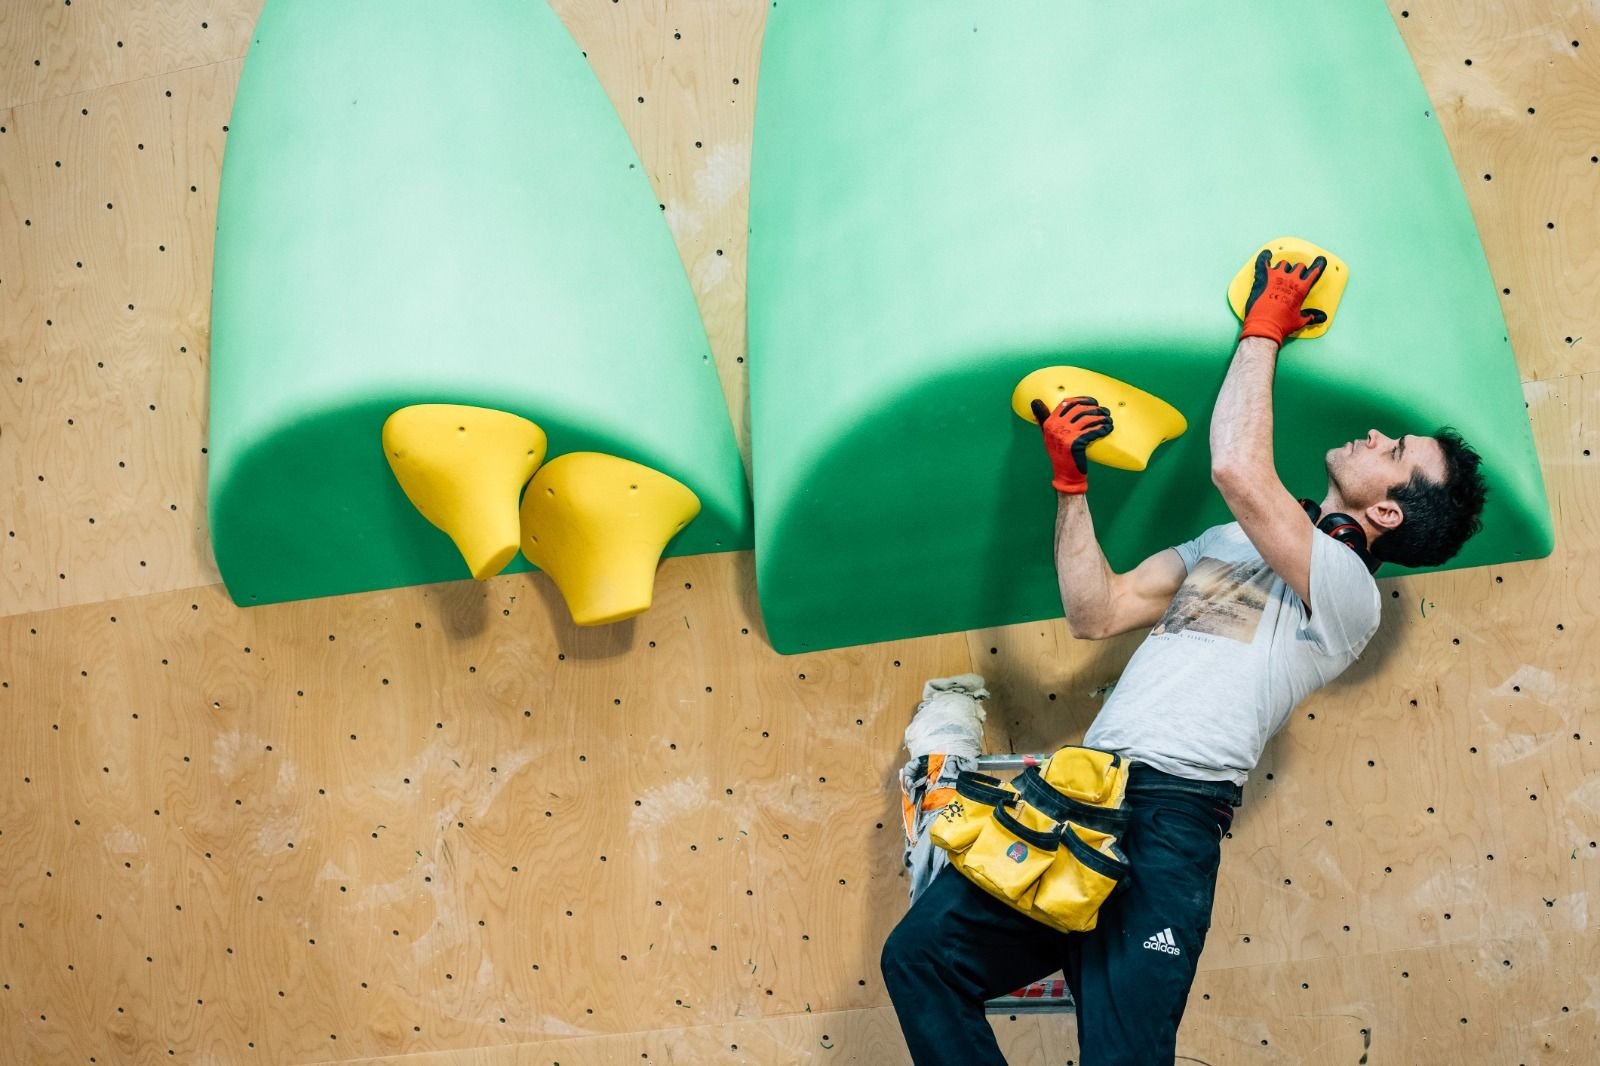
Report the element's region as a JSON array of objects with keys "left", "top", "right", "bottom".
[{"left": 881, "top": 251, "right": 1488, "bottom": 1065}]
